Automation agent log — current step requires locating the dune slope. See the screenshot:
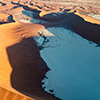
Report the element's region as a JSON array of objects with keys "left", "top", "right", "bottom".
[
  {"left": 0, "top": 0, "right": 100, "bottom": 100},
  {"left": 0, "top": 22, "right": 60, "bottom": 100}
]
